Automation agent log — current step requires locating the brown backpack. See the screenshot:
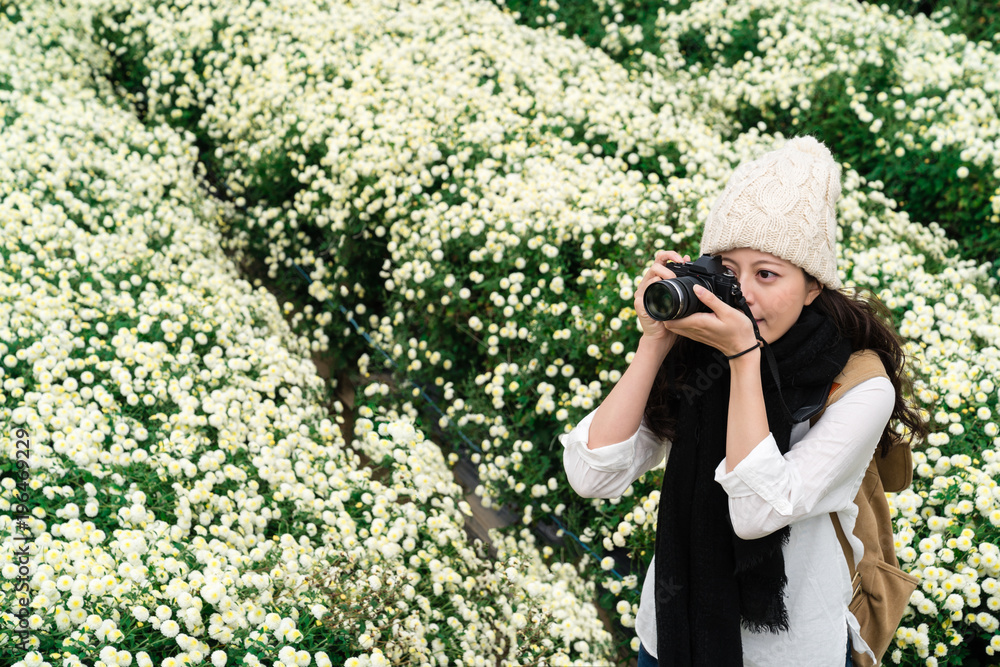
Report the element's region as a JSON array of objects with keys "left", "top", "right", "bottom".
[{"left": 811, "top": 350, "right": 918, "bottom": 667}]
